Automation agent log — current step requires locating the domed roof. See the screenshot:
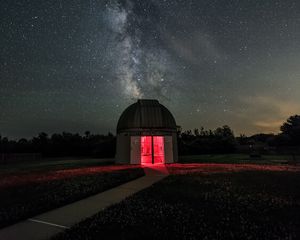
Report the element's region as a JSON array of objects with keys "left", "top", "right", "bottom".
[{"left": 117, "top": 99, "right": 177, "bottom": 133}]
